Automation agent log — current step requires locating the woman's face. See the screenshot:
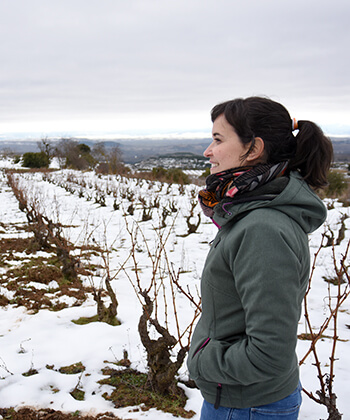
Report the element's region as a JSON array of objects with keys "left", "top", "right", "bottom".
[{"left": 204, "top": 114, "right": 250, "bottom": 174}]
